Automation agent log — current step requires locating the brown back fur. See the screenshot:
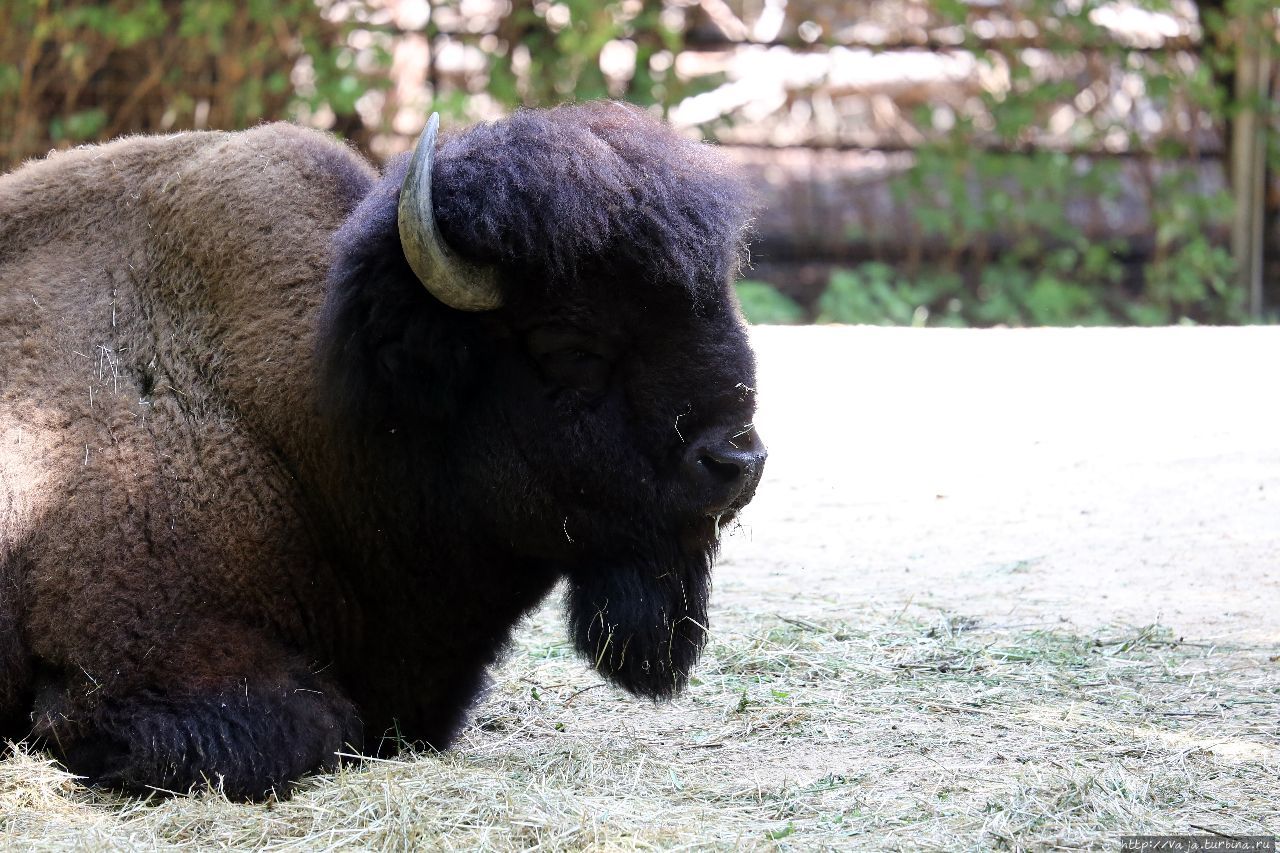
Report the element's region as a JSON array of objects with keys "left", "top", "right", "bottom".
[{"left": 0, "top": 126, "right": 376, "bottom": 788}]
